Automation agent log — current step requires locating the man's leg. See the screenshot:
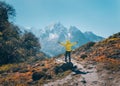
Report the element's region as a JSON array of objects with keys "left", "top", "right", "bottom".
[
  {"left": 68, "top": 51, "right": 71, "bottom": 62},
  {"left": 65, "top": 51, "right": 67, "bottom": 62}
]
